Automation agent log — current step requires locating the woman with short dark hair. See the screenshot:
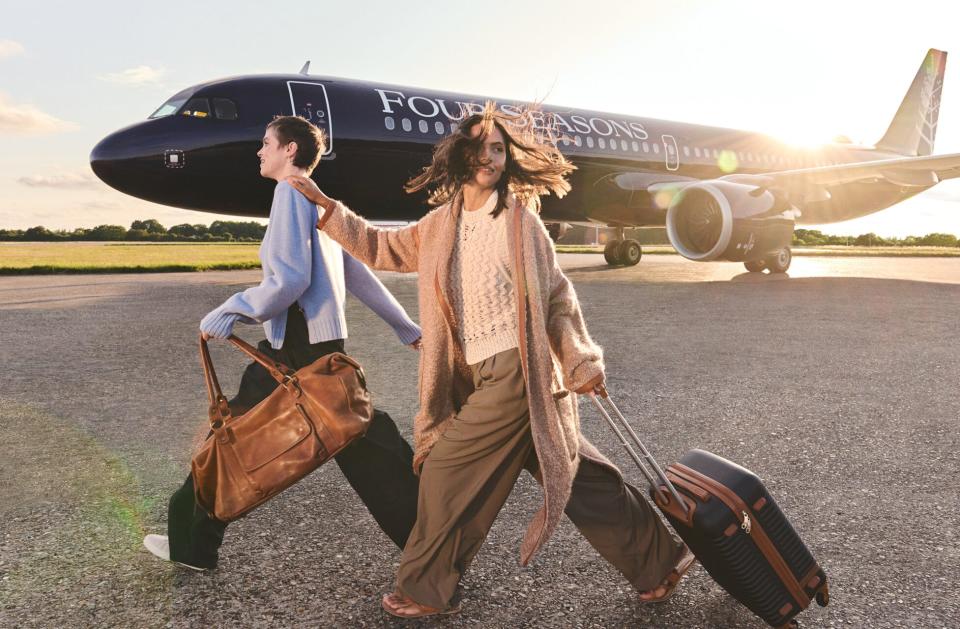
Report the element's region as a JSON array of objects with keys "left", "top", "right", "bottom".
[{"left": 143, "top": 116, "right": 423, "bottom": 570}]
